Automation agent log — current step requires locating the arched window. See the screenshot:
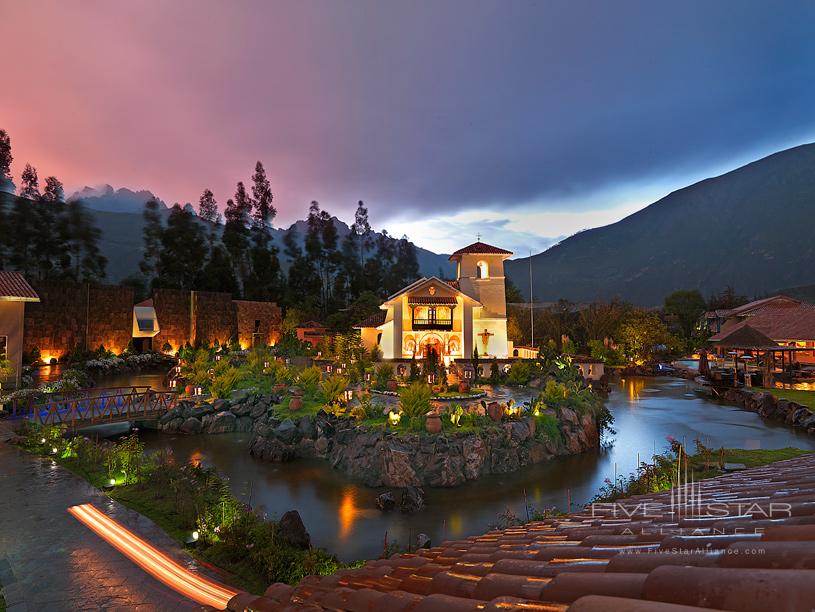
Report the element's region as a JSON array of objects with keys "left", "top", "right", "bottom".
[{"left": 476, "top": 260, "right": 489, "bottom": 279}]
